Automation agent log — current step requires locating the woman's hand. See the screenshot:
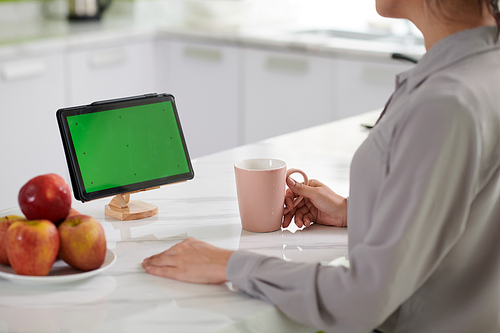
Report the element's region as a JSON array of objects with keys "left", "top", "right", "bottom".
[
  {"left": 142, "top": 238, "right": 234, "bottom": 284},
  {"left": 283, "top": 177, "right": 347, "bottom": 229}
]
